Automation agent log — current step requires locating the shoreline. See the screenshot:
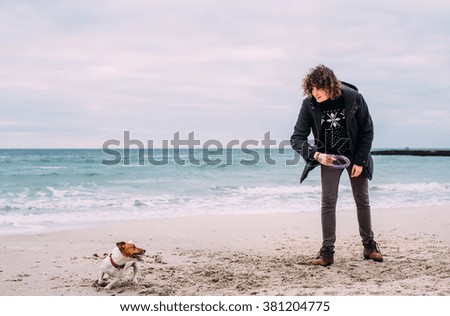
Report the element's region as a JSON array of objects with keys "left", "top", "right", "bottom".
[
  {"left": 3, "top": 203, "right": 450, "bottom": 238},
  {"left": 1, "top": 205, "right": 449, "bottom": 296}
]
